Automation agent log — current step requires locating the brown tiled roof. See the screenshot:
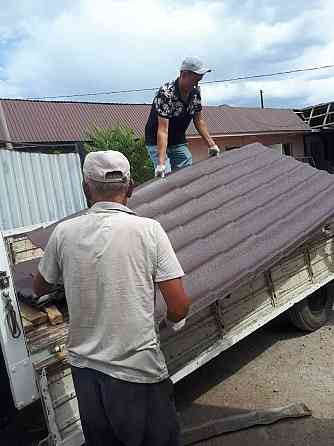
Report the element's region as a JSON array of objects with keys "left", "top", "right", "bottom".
[{"left": 0, "top": 99, "right": 310, "bottom": 144}]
